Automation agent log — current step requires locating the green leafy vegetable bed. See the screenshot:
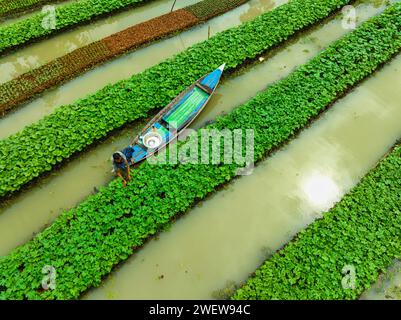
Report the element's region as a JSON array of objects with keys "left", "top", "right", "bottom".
[
  {"left": 0, "top": 0, "right": 68, "bottom": 18},
  {"left": 232, "top": 141, "right": 401, "bottom": 300},
  {"left": 0, "top": 0, "right": 150, "bottom": 53},
  {"left": 0, "top": 3, "right": 400, "bottom": 300},
  {"left": 0, "top": 0, "right": 249, "bottom": 116},
  {"left": 0, "top": 0, "right": 352, "bottom": 198}
]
